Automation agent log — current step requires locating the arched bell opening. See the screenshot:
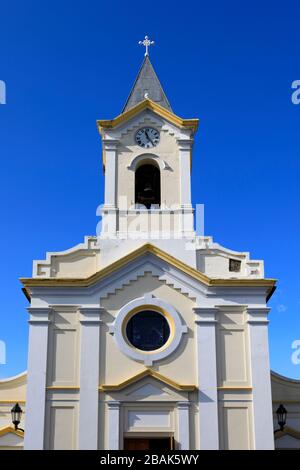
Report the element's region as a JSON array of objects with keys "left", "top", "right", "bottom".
[{"left": 135, "top": 162, "right": 161, "bottom": 209}]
